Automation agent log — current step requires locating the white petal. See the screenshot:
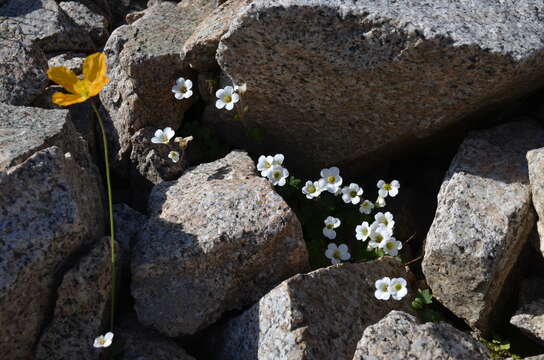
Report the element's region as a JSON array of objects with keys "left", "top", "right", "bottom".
[
  {"left": 185, "top": 90, "right": 193, "bottom": 98},
  {"left": 231, "top": 93, "right": 240, "bottom": 103},
  {"left": 185, "top": 79, "right": 193, "bottom": 89},
  {"left": 225, "top": 102, "right": 234, "bottom": 110},
  {"left": 224, "top": 85, "right": 234, "bottom": 94},
  {"left": 174, "top": 92, "right": 184, "bottom": 100},
  {"left": 325, "top": 248, "right": 335, "bottom": 258},
  {"left": 331, "top": 258, "right": 340, "bottom": 265},
  {"left": 216, "top": 99, "right": 225, "bottom": 109},
  {"left": 176, "top": 77, "right": 185, "bottom": 85},
  {"left": 338, "top": 244, "right": 348, "bottom": 253},
  {"left": 391, "top": 180, "right": 400, "bottom": 188},
  {"left": 378, "top": 189, "right": 388, "bottom": 198},
  {"left": 389, "top": 187, "right": 399, "bottom": 197},
  {"left": 164, "top": 127, "right": 175, "bottom": 140},
  {"left": 216, "top": 89, "right": 225, "bottom": 98}
]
